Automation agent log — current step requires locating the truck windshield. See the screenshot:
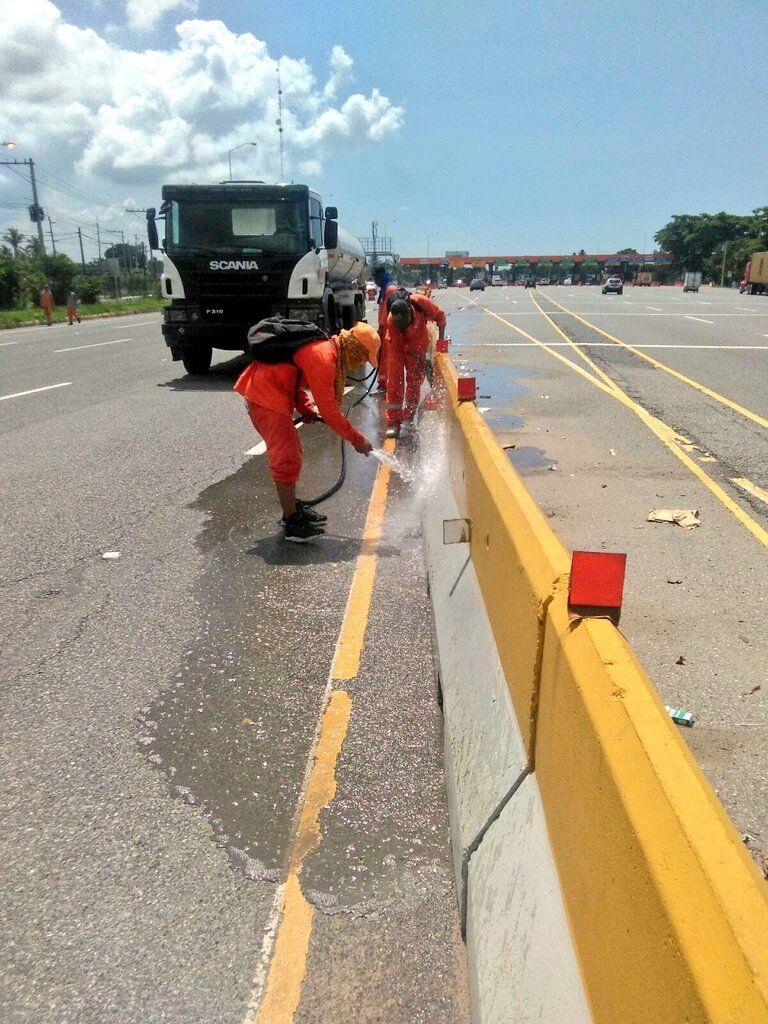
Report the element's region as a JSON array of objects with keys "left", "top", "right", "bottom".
[{"left": 167, "top": 200, "right": 308, "bottom": 254}]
